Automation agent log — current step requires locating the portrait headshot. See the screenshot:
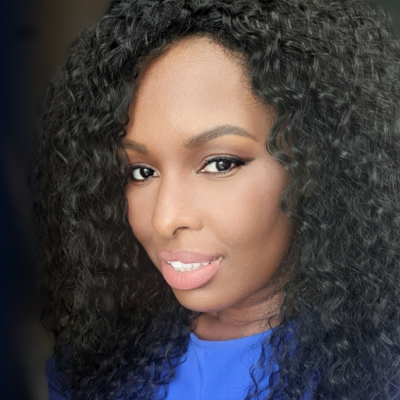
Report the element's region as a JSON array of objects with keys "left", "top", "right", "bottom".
[{"left": 29, "top": 0, "right": 400, "bottom": 399}]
